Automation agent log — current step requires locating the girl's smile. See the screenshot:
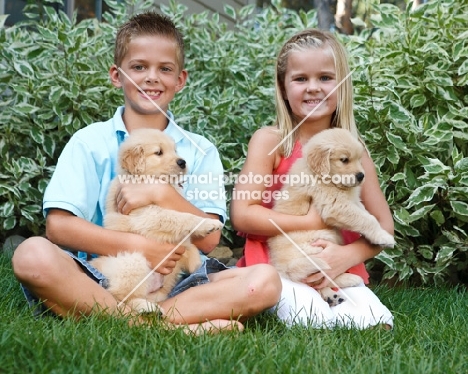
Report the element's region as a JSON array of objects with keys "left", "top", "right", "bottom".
[{"left": 283, "top": 47, "right": 337, "bottom": 127}]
